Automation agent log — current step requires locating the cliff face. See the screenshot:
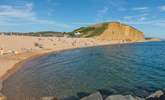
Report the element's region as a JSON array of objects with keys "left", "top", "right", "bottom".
[
  {"left": 71, "top": 22, "right": 145, "bottom": 42},
  {"left": 97, "top": 22, "right": 145, "bottom": 42}
]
